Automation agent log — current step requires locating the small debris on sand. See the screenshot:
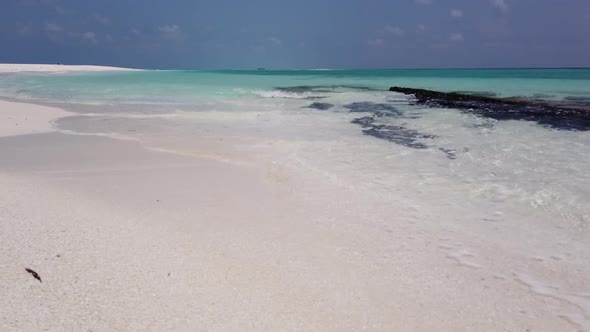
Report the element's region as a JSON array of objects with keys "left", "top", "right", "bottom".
[{"left": 25, "top": 268, "right": 42, "bottom": 282}]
